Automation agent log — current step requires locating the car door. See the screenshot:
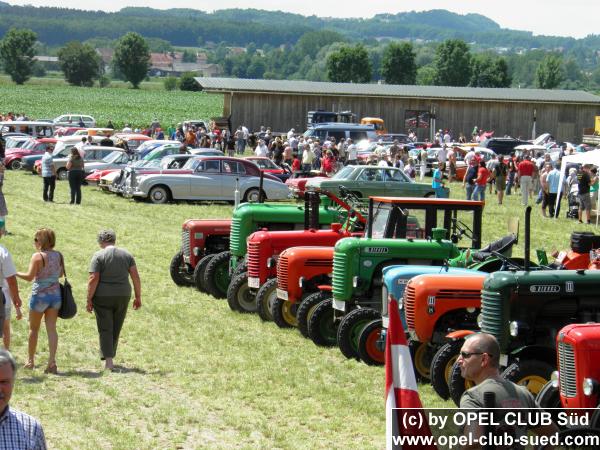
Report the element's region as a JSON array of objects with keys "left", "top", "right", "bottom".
[
  {"left": 190, "top": 160, "right": 222, "bottom": 200},
  {"left": 220, "top": 160, "right": 246, "bottom": 200},
  {"left": 355, "top": 167, "right": 385, "bottom": 197},
  {"left": 384, "top": 168, "right": 411, "bottom": 196}
]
